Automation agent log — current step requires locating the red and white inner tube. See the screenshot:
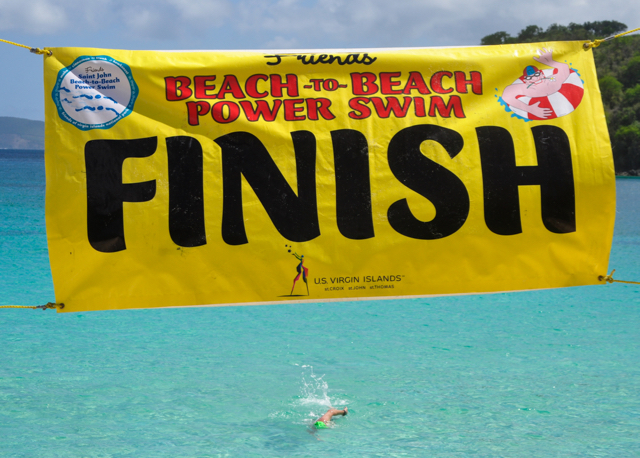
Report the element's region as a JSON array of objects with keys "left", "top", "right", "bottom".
[{"left": 506, "top": 68, "right": 584, "bottom": 120}]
